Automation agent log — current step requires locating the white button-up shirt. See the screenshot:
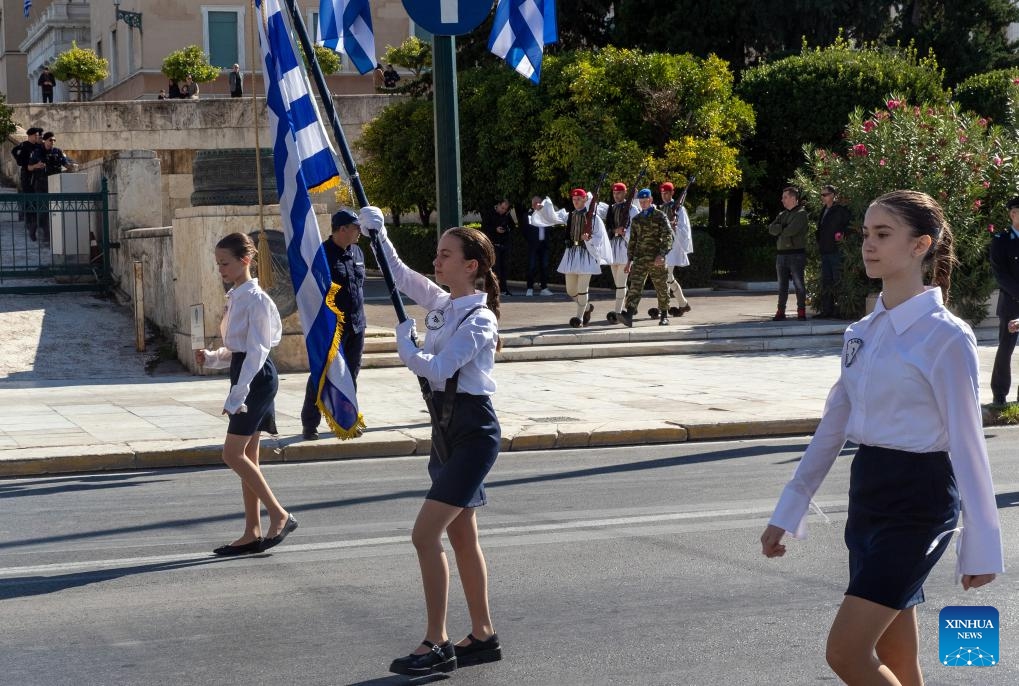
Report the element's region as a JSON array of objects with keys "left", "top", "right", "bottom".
[
  {"left": 203, "top": 278, "right": 283, "bottom": 413},
  {"left": 770, "top": 287, "right": 1004, "bottom": 575},
  {"left": 381, "top": 236, "right": 498, "bottom": 395}
]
